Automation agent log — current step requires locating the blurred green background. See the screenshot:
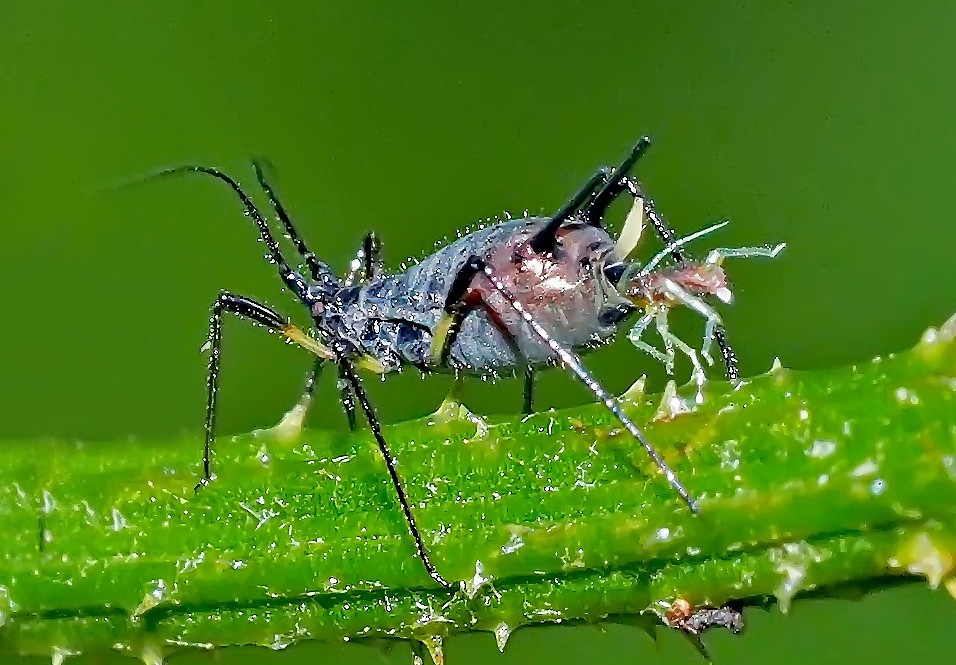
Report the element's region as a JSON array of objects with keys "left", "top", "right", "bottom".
[{"left": 3, "top": 2, "right": 956, "bottom": 664}]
